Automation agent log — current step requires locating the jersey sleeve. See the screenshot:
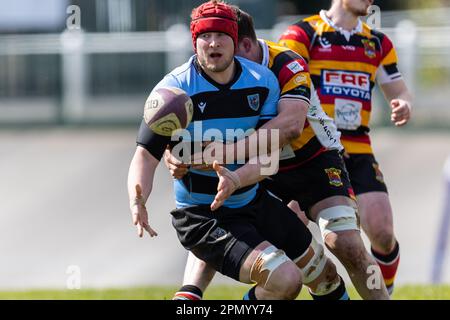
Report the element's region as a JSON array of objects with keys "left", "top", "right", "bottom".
[
  {"left": 271, "top": 51, "right": 311, "bottom": 104},
  {"left": 152, "top": 73, "right": 181, "bottom": 91},
  {"left": 136, "top": 119, "right": 170, "bottom": 160},
  {"left": 135, "top": 74, "right": 181, "bottom": 160},
  {"left": 376, "top": 33, "right": 403, "bottom": 85},
  {"left": 278, "top": 22, "right": 313, "bottom": 62}
]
